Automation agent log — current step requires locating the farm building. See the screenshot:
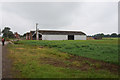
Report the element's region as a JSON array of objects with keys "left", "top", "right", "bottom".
[
  {"left": 14, "top": 32, "right": 20, "bottom": 39},
  {"left": 25, "top": 30, "right": 86, "bottom": 40},
  {"left": 93, "top": 36, "right": 102, "bottom": 40}
]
